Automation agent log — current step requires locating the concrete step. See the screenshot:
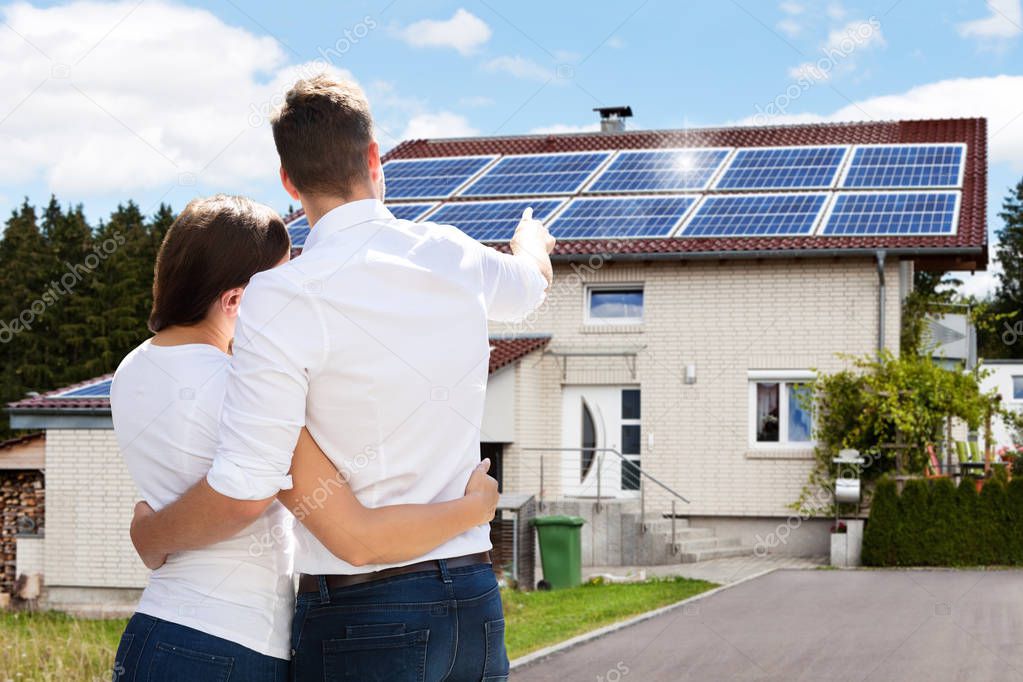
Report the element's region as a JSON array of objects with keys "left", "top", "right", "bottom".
[
  {"left": 680, "top": 545, "right": 752, "bottom": 563},
  {"left": 642, "top": 517, "right": 690, "bottom": 534},
  {"left": 672, "top": 536, "right": 741, "bottom": 554}
]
